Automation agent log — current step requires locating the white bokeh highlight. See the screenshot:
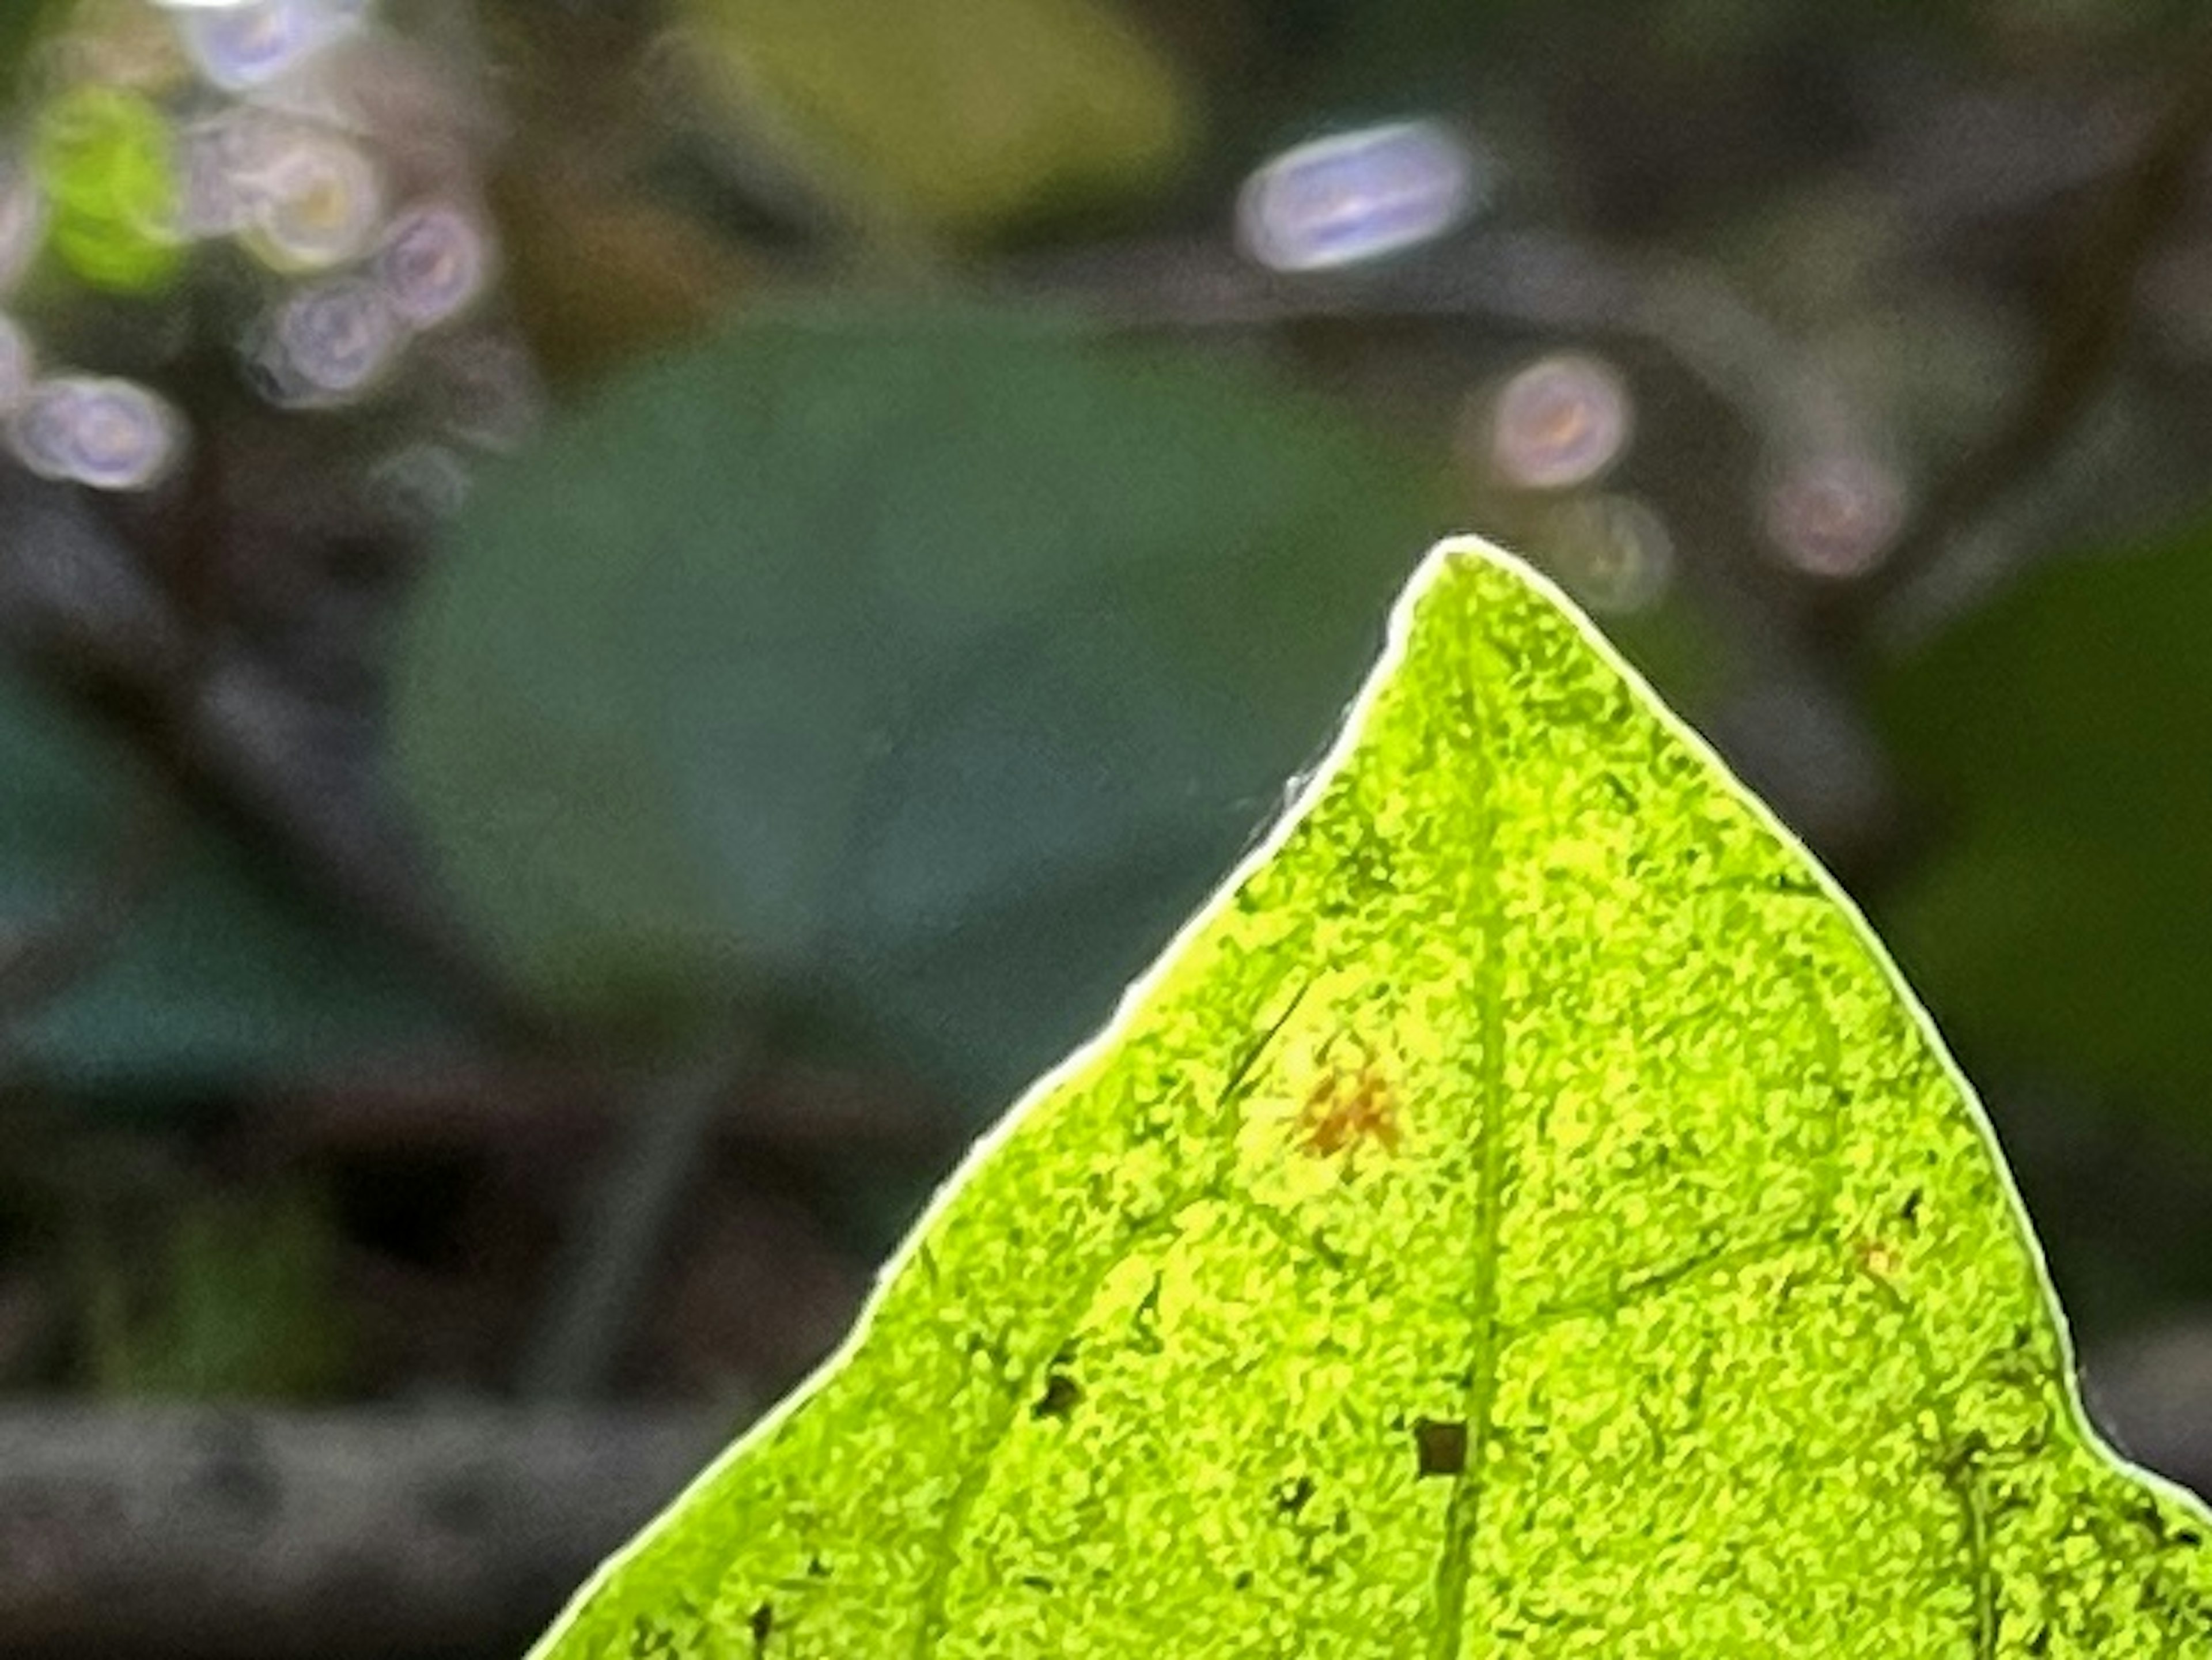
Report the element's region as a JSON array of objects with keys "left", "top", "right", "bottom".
[
  {"left": 1237, "top": 120, "right": 1484, "bottom": 273},
  {"left": 9, "top": 376, "right": 183, "bottom": 490}
]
